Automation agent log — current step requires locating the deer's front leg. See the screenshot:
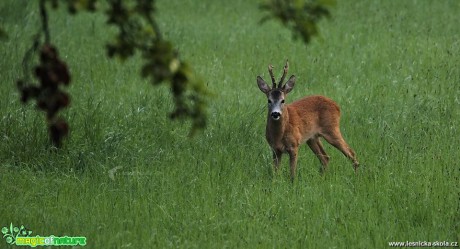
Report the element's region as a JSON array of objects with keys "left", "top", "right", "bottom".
[
  {"left": 273, "top": 149, "right": 283, "bottom": 173},
  {"left": 287, "top": 147, "right": 299, "bottom": 182}
]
